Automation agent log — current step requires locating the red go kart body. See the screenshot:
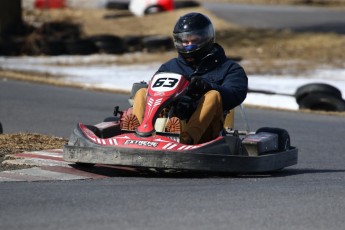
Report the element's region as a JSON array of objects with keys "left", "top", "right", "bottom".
[{"left": 63, "top": 72, "right": 298, "bottom": 173}]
